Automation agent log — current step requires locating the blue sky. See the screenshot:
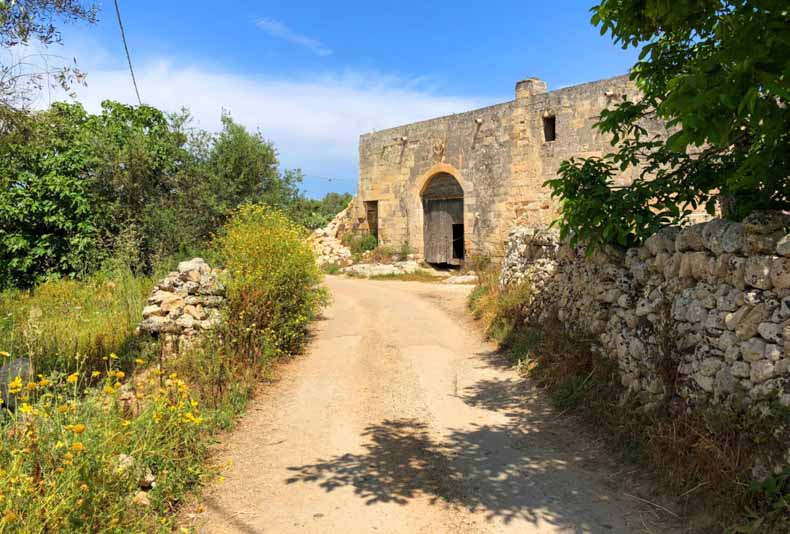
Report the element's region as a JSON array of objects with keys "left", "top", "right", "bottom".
[{"left": 45, "top": 0, "right": 638, "bottom": 197}]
